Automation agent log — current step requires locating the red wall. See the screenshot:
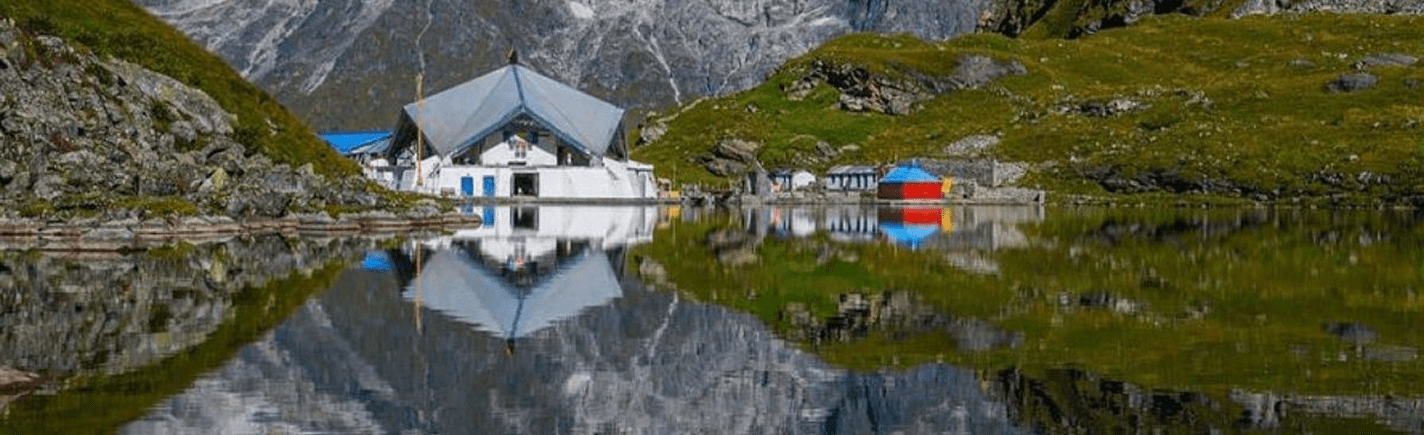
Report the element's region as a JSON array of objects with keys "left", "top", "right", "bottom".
[{"left": 877, "top": 182, "right": 941, "bottom": 200}]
